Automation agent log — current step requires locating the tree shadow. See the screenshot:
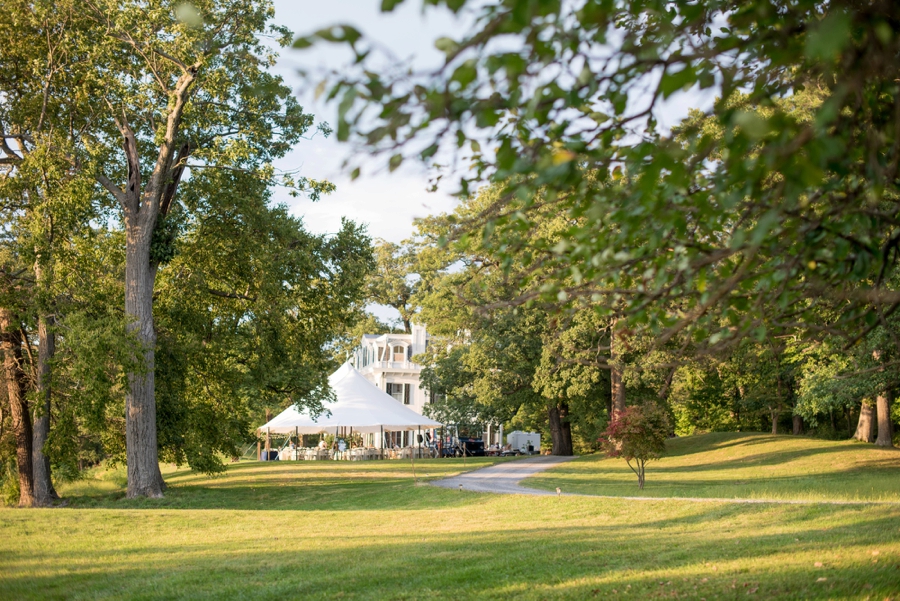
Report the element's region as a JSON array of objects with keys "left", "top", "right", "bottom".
[
  {"left": 58, "top": 459, "right": 510, "bottom": 511},
  {"left": 4, "top": 500, "right": 898, "bottom": 600}
]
